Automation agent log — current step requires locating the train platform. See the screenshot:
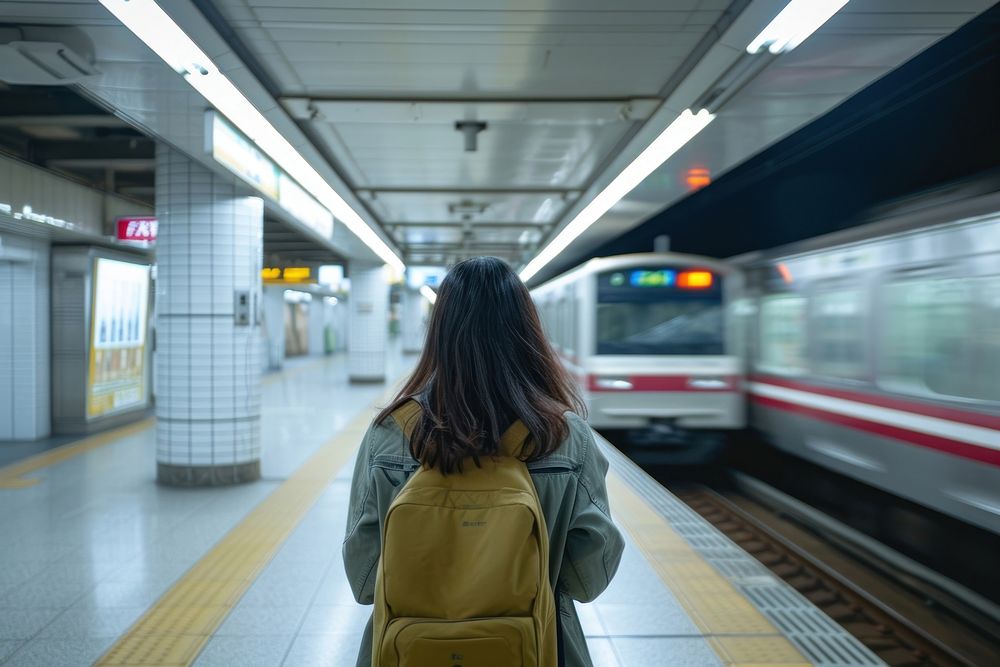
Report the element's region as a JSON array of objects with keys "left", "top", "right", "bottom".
[{"left": 0, "top": 351, "right": 879, "bottom": 667}]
